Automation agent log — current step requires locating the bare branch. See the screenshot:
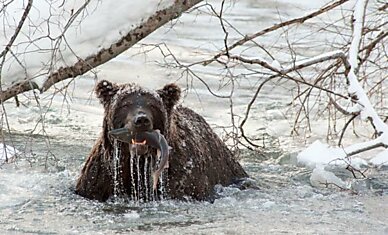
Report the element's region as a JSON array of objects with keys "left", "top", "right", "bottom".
[
  {"left": 359, "top": 30, "right": 387, "bottom": 66},
  {"left": 228, "top": 52, "right": 350, "bottom": 99},
  {"left": 0, "top": 0, "right": 33, "bottom": 59},
  {"left": 204, "top": 0, "right": 350, "bottom": 65},
  {"left": 239, "top": 77, "right": 273, "bottom": 148},
  {"left": 338, "top": 114, "right": 358, "bottom": 147},
  {"left": 329, "top": 95, "right": 361, "bottom": 115},
  {"left": 343, "top": 137, "right": 388, "bottom": 157}
]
